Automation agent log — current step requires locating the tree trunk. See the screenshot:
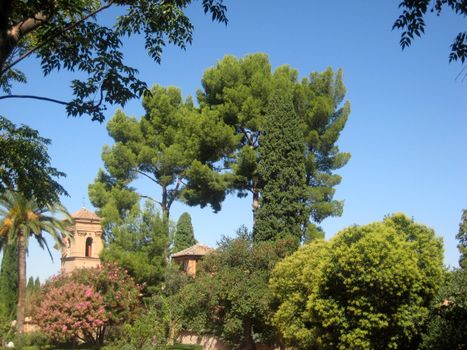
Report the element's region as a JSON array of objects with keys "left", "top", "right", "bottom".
[
  {"left": 243, "top": 318, "right": 256, "bottom": 350},
  {"left": 161, "top": 185, "right": 170, "bottom": 219},
  {"left": 0, "top": 0, "right": 13, "bottom": 71},
  {"left": 252, "top": 188, "right": 259, "bottom": 224},
  {"left": 16, "top": 232, "right": 26, "bottom": 333}
]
